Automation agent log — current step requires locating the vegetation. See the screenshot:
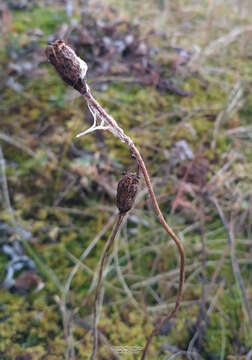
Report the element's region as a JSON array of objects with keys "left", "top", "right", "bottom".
[{"left": 0, "top": 1, "right": 252, "bottom": 359}]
